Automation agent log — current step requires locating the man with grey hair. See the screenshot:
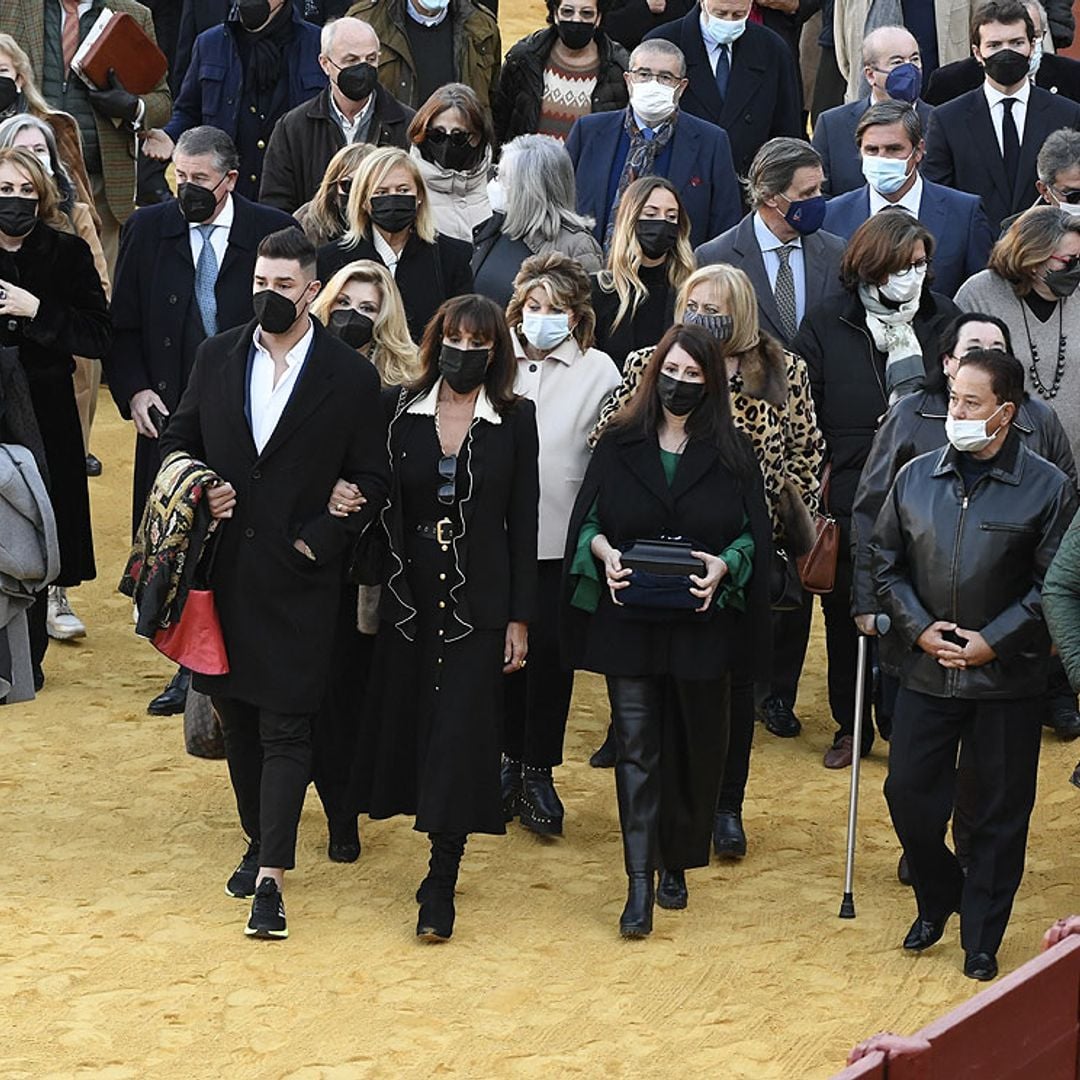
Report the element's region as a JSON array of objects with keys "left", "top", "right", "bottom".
[
  {"left": 813, "top": 25, "right": 935, "bottom": 195},
  {"left": 260, "top": 17, "right": 415, "bottom": 212},
  {"left": 566, "top": 39, "right": 741, "bottom": 248},
  {"left": 695, "top": 136, "right": 845, "bottom": 743},
  {"left": 104, "top": 126, "right": 297, "bottom": 716},
  {"left": 822, "top": 100, "right": 993, "bottom": 295}
]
